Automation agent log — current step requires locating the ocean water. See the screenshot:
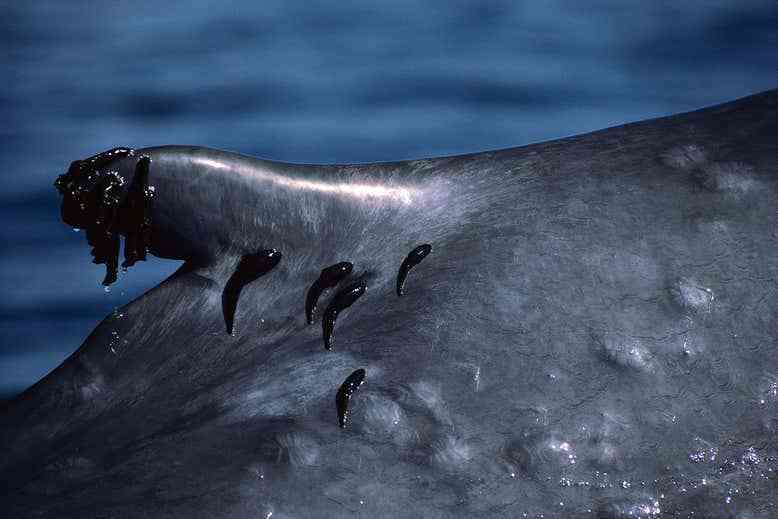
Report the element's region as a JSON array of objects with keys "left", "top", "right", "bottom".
[{"left": 1, "top": 0, "right": 777, "bottom": 398}]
